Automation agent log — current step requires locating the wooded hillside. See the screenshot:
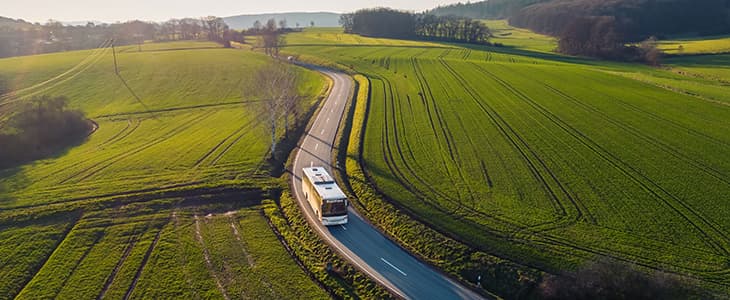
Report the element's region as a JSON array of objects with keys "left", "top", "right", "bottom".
[
  {"left": 510, "top": 0, "right": 730, "bottom": 41},
  {"left": 430, "top": 0, "right": 730, "bottom": 41}
]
